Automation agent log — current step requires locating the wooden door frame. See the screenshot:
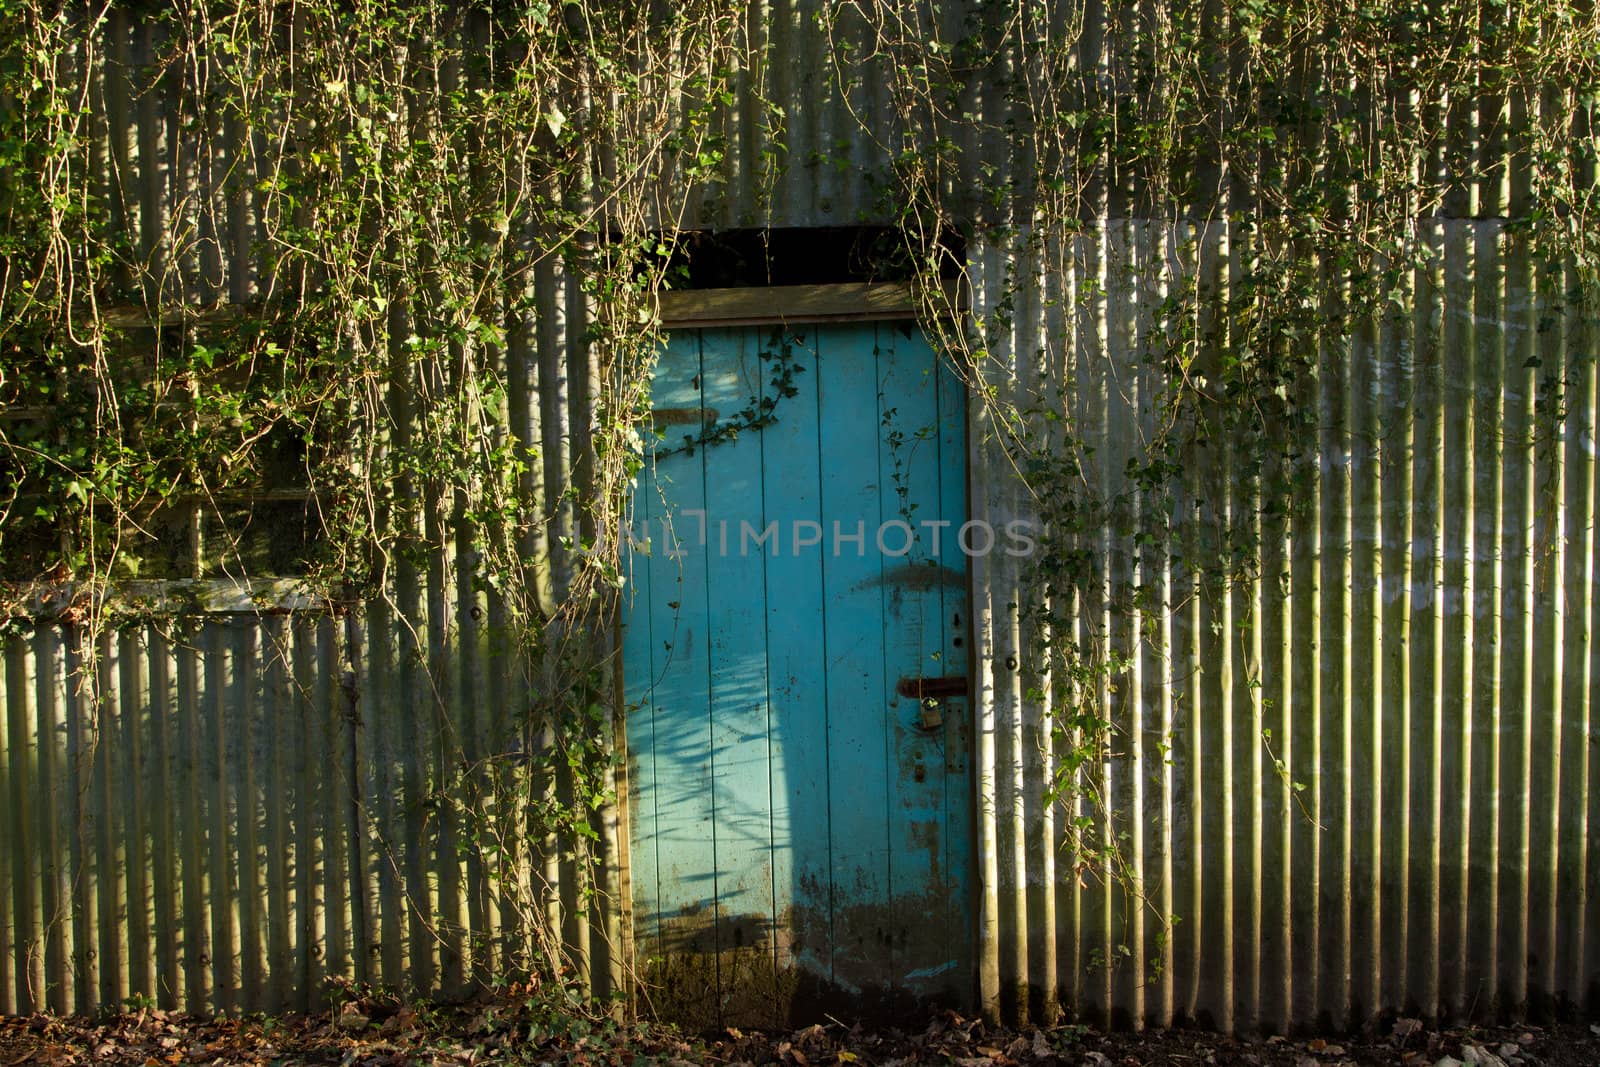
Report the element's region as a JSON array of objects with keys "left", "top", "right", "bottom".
[
  {"left": 616, "top": 287, "right": 981, "bottom": 1013},
  {"left": 654, "top": 280, "right": 967, "bottom": 329}
]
